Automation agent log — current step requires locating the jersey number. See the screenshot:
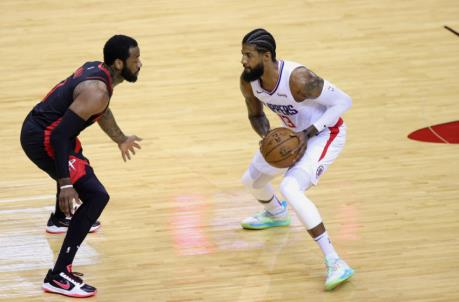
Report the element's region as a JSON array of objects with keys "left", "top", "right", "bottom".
[{"left": 279, "top": 114, "right": 296, "bottom": 128}]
